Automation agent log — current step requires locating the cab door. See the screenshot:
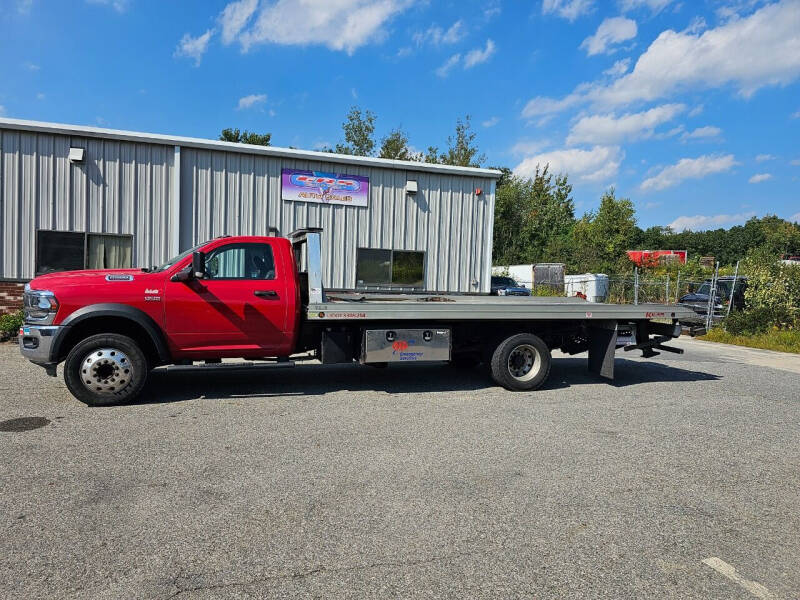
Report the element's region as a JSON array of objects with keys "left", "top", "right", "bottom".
[{"left": 165, "top": 241, "right": 291, "bottom": 357}]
